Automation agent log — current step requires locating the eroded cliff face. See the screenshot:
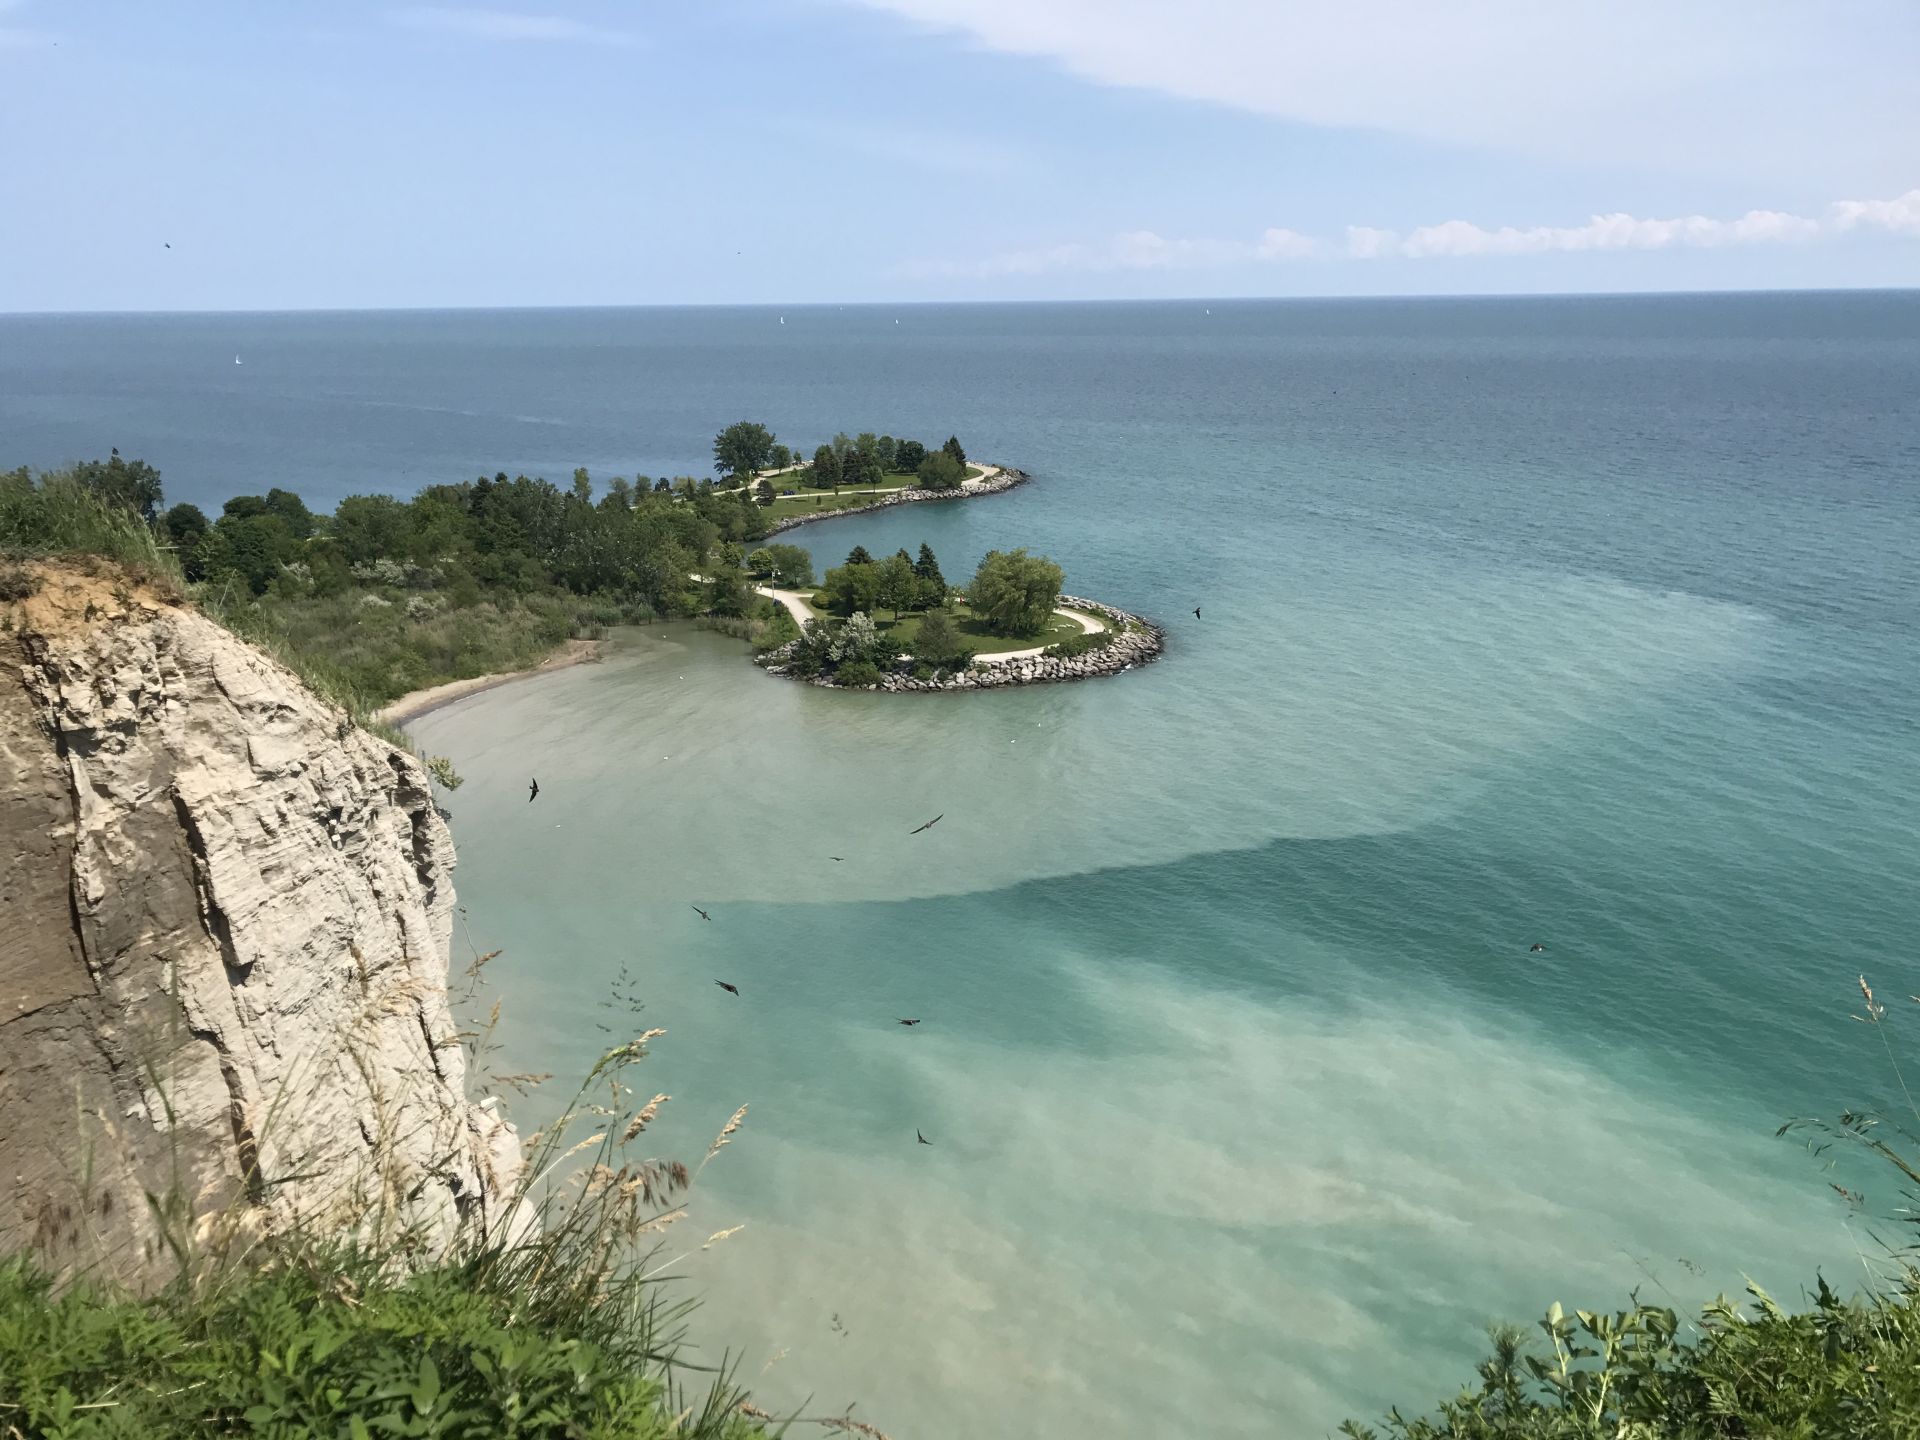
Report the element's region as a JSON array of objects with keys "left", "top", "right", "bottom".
[{"left": 0, "top": 563, "right": 522, "bottom": 1284}]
